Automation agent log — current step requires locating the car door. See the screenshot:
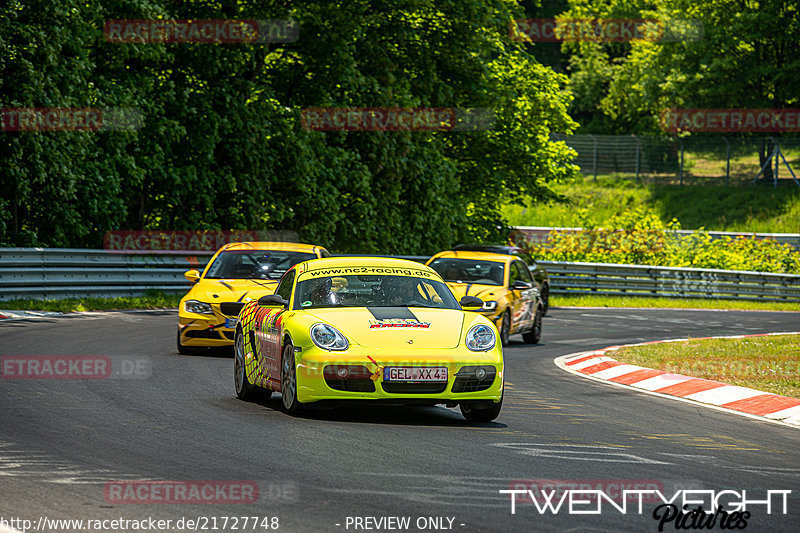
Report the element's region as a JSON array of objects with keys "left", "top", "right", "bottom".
[
  {"left": 256, "top": 270, "right": 293, "bottom": 385},
  {"left": 509, "top": 261, "right": 535, "bottom": 332}
]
